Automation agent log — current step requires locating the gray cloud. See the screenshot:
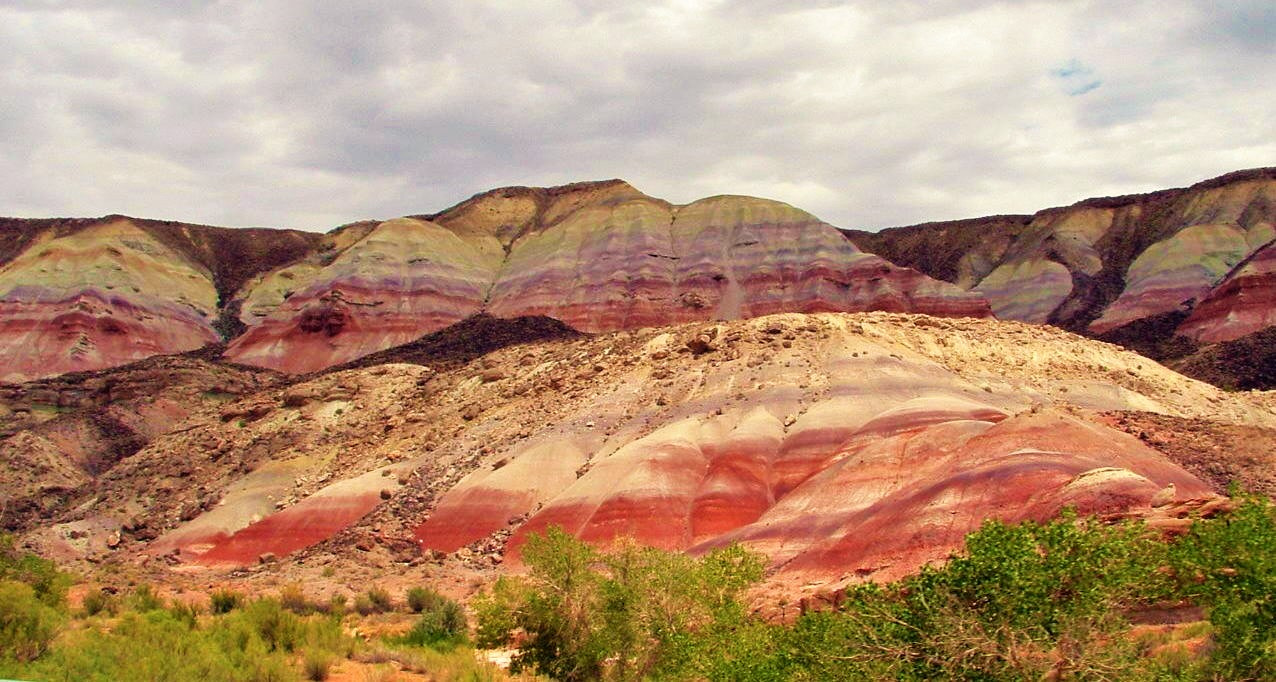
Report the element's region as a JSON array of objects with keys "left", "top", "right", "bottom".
[{"left": 0, "top": 0, "right": 1272, "bottom": 232}]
